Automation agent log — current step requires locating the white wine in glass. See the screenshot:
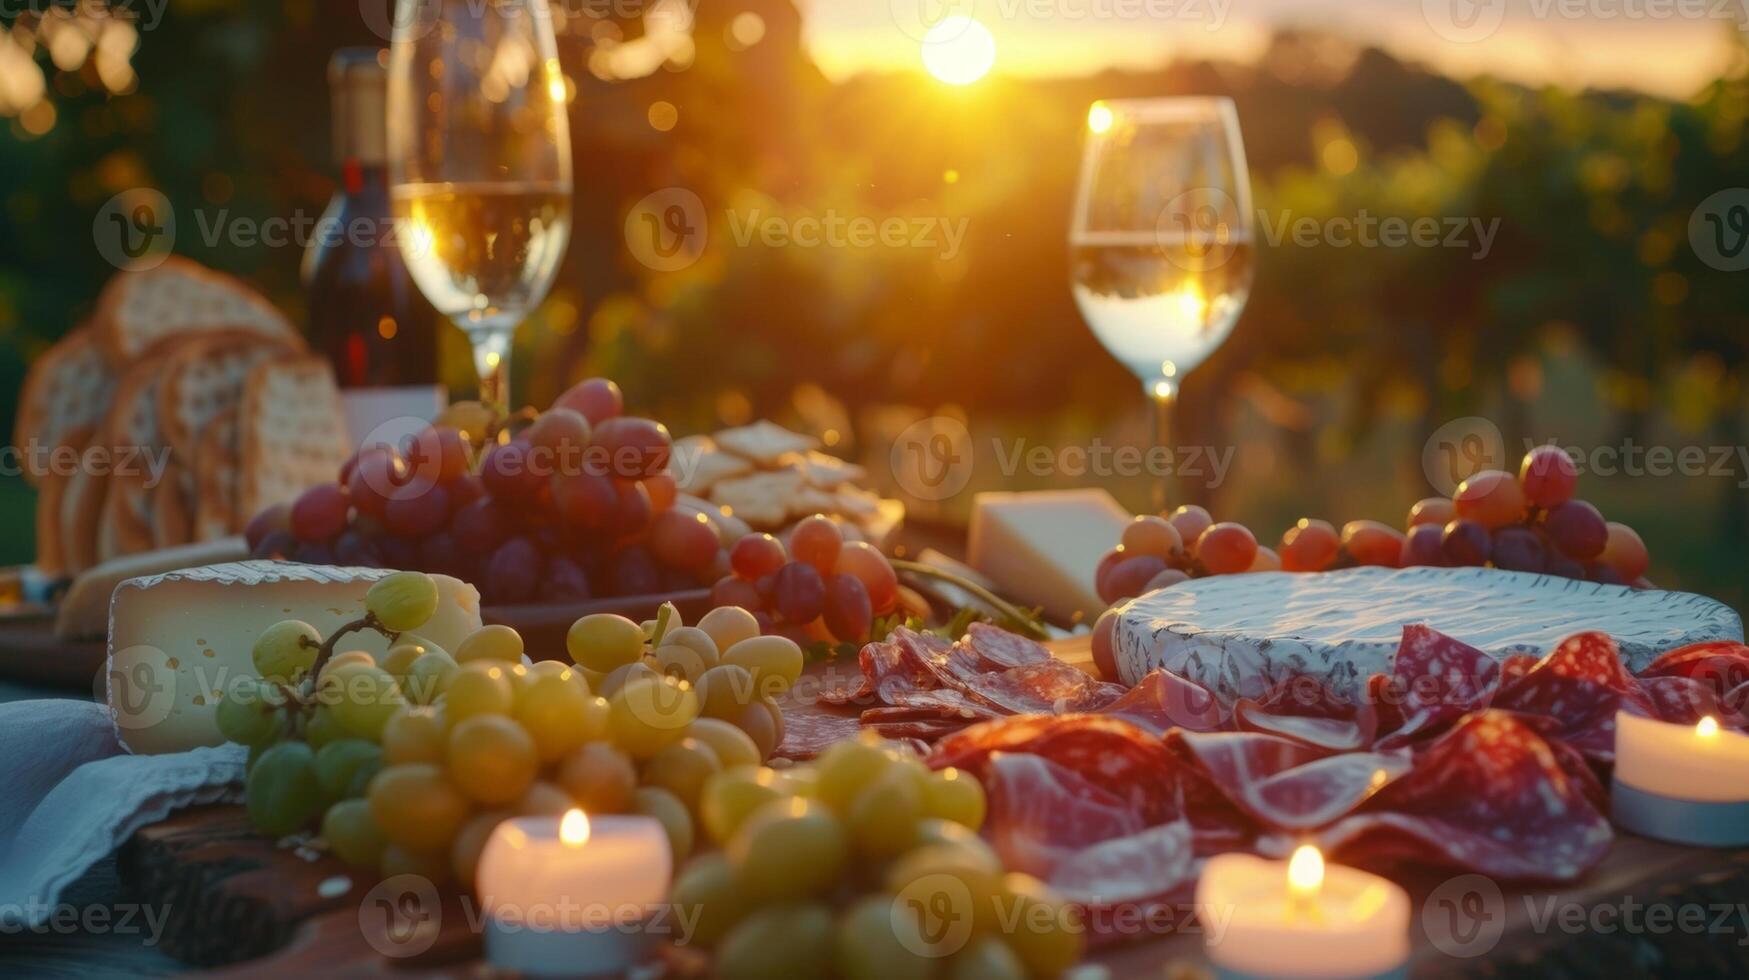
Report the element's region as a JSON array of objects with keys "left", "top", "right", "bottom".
[
  {"left": 1070, "top": 97, "right": 1254, "bottom": 508},
  {"left": 387, "top": 0, "right": 573, "bottom": 410}
]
